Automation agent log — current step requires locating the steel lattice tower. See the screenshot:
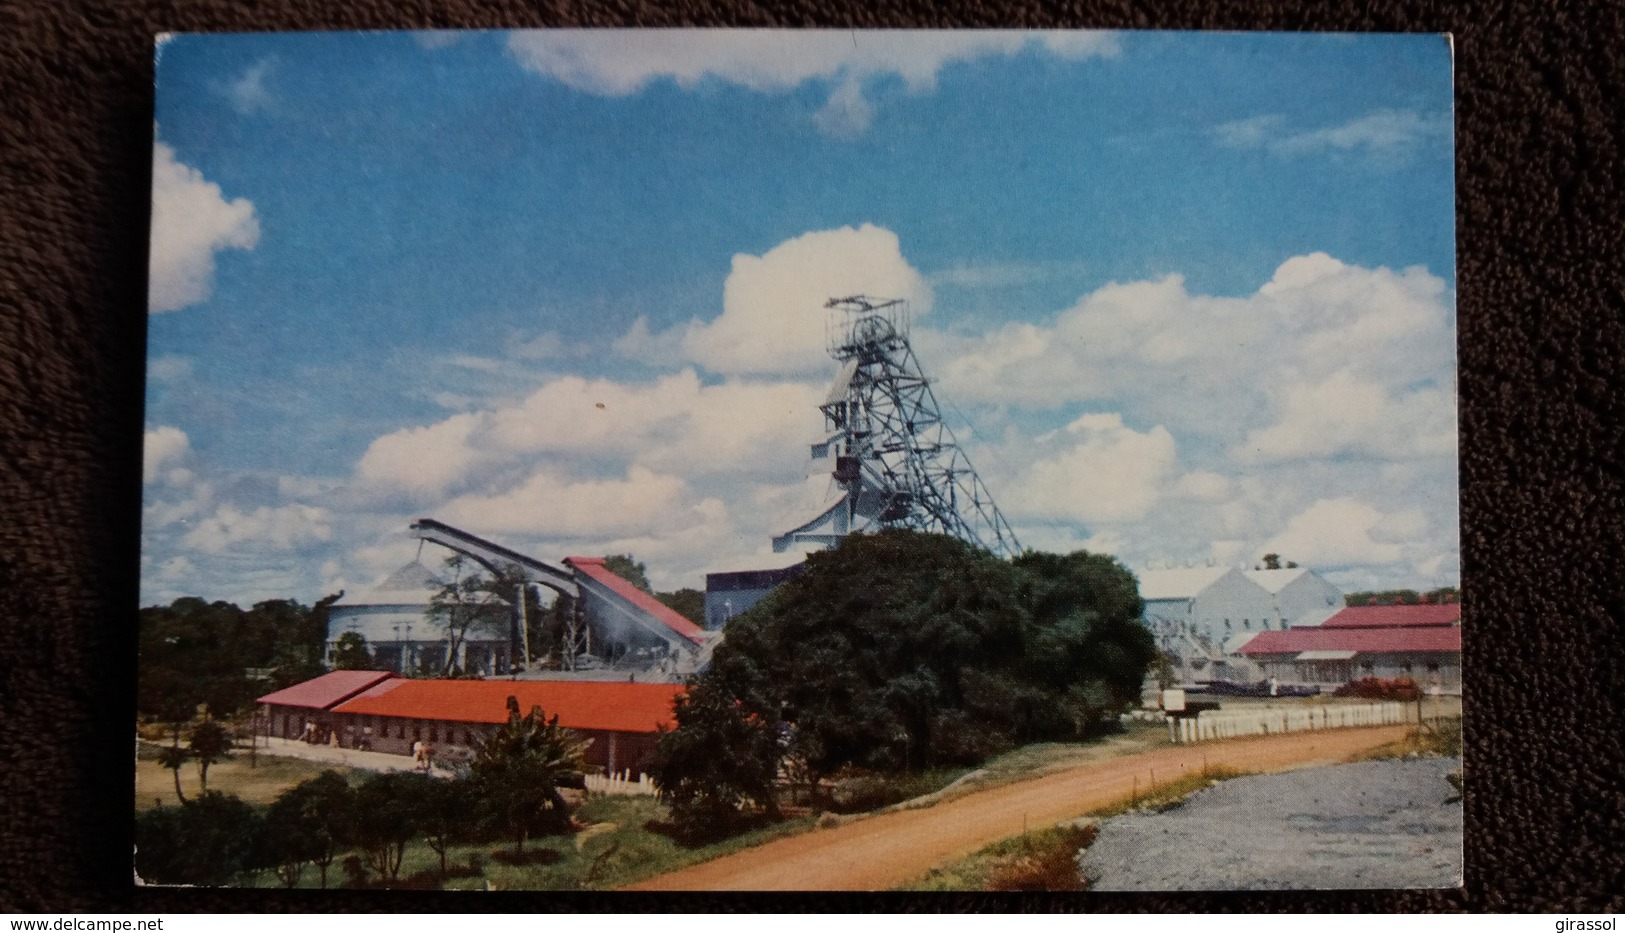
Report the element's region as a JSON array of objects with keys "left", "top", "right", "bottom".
[{"left": 773, "top": 296, "right": 1021, "bottom": 558}]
